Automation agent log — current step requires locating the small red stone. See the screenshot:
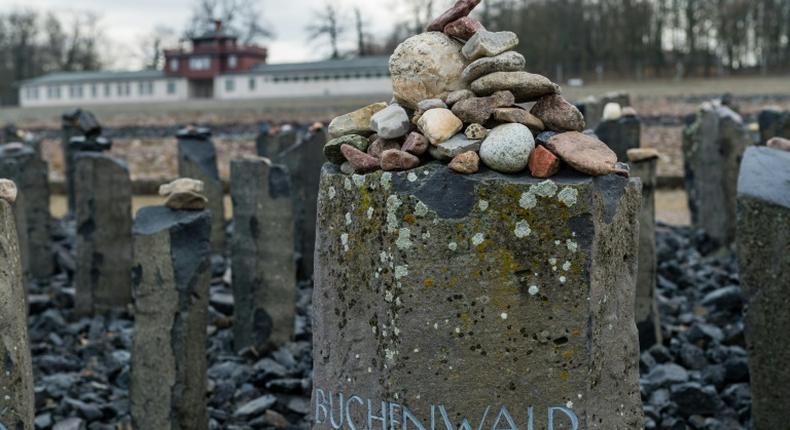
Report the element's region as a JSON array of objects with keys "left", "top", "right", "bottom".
[
  {"left": 443, "top": 17, "right": 484, "bottom": 41},
  {"left": 340, "top": 144, "right": 380, "bottom": 173},
  {"left": 367, "top": 137, "right": 402, "bottom": 158},
  {"left": 401, "top": 132, "right": 430, "bottom": 156},
  {"left": 528, "top": 145, "right": 560, "bottom": 178},
  {"left": 380, "top": 149, "right": 420, "bottom": 171},
  {"left": 427, "top": 0, "right": 481, "bottom": 32}
]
